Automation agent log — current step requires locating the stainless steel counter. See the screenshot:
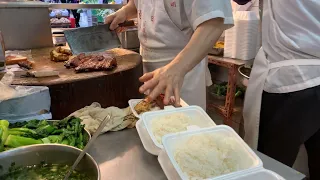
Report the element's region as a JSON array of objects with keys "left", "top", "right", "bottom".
[{"left": 88, "top": 128, "right": 306, "bottom": 180}]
